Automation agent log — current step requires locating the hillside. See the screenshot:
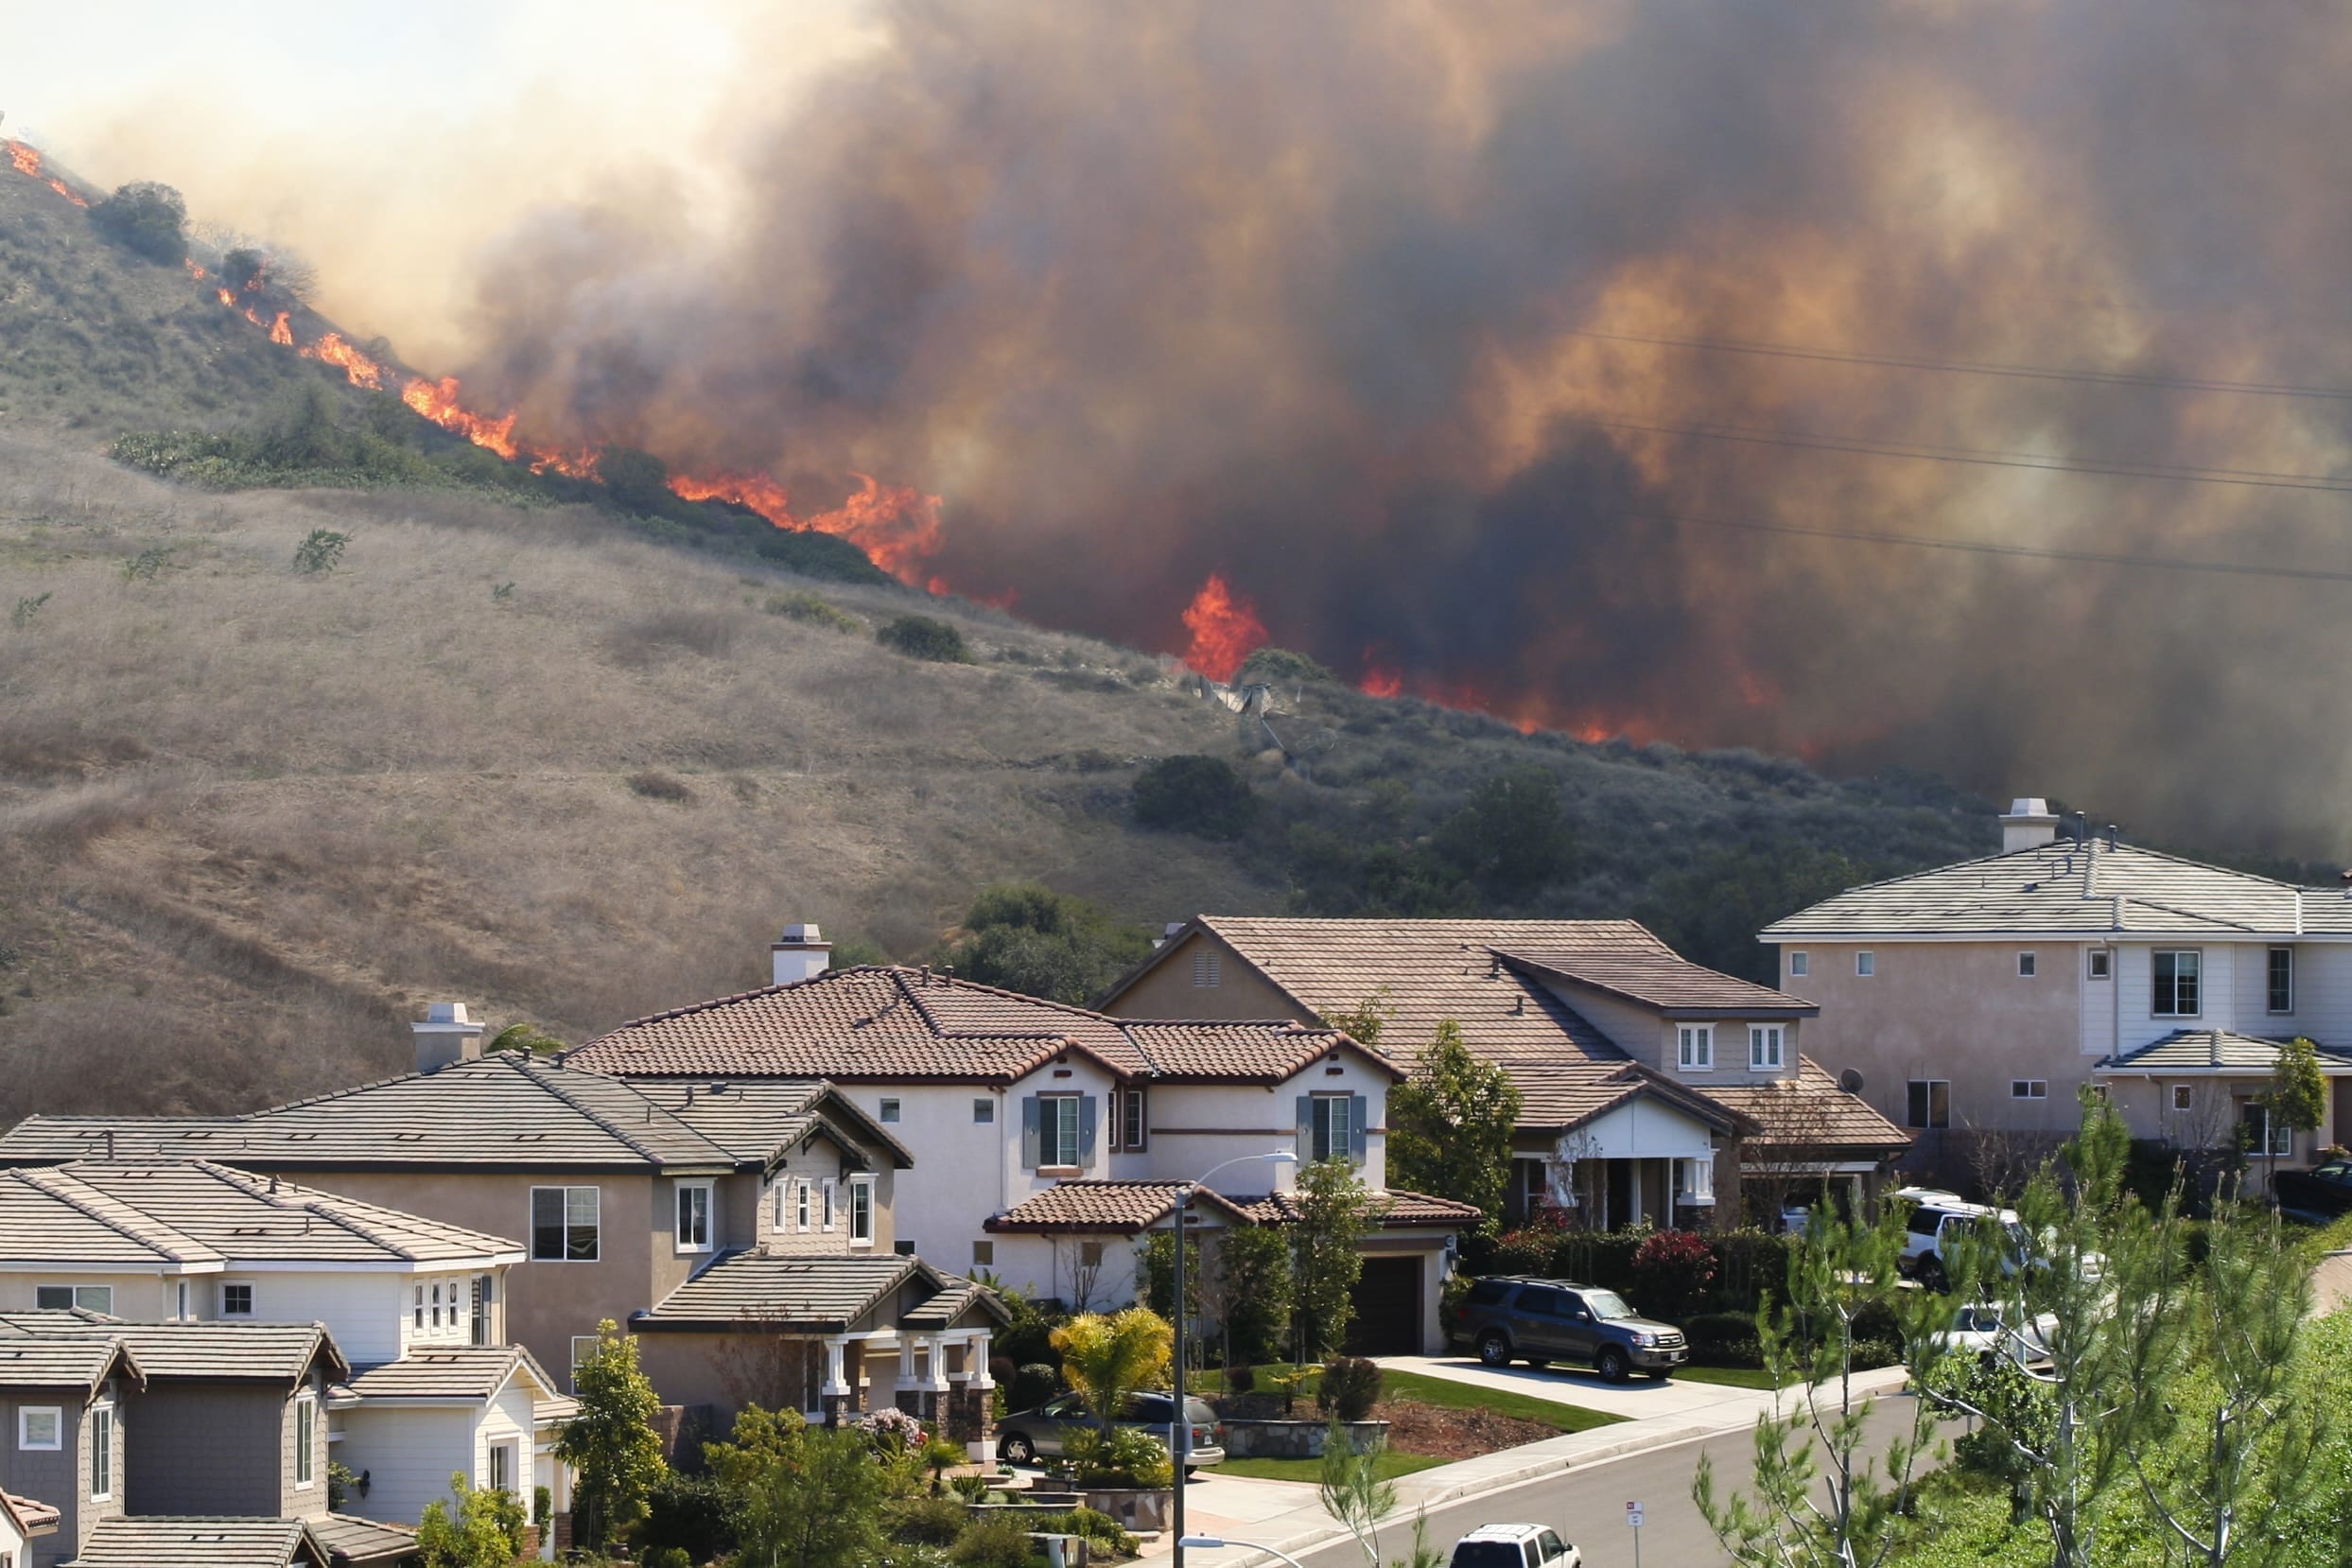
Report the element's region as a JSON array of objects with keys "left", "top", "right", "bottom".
[{"left": 0, "top": 154, "right": 2001, "bottom": 1122}]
